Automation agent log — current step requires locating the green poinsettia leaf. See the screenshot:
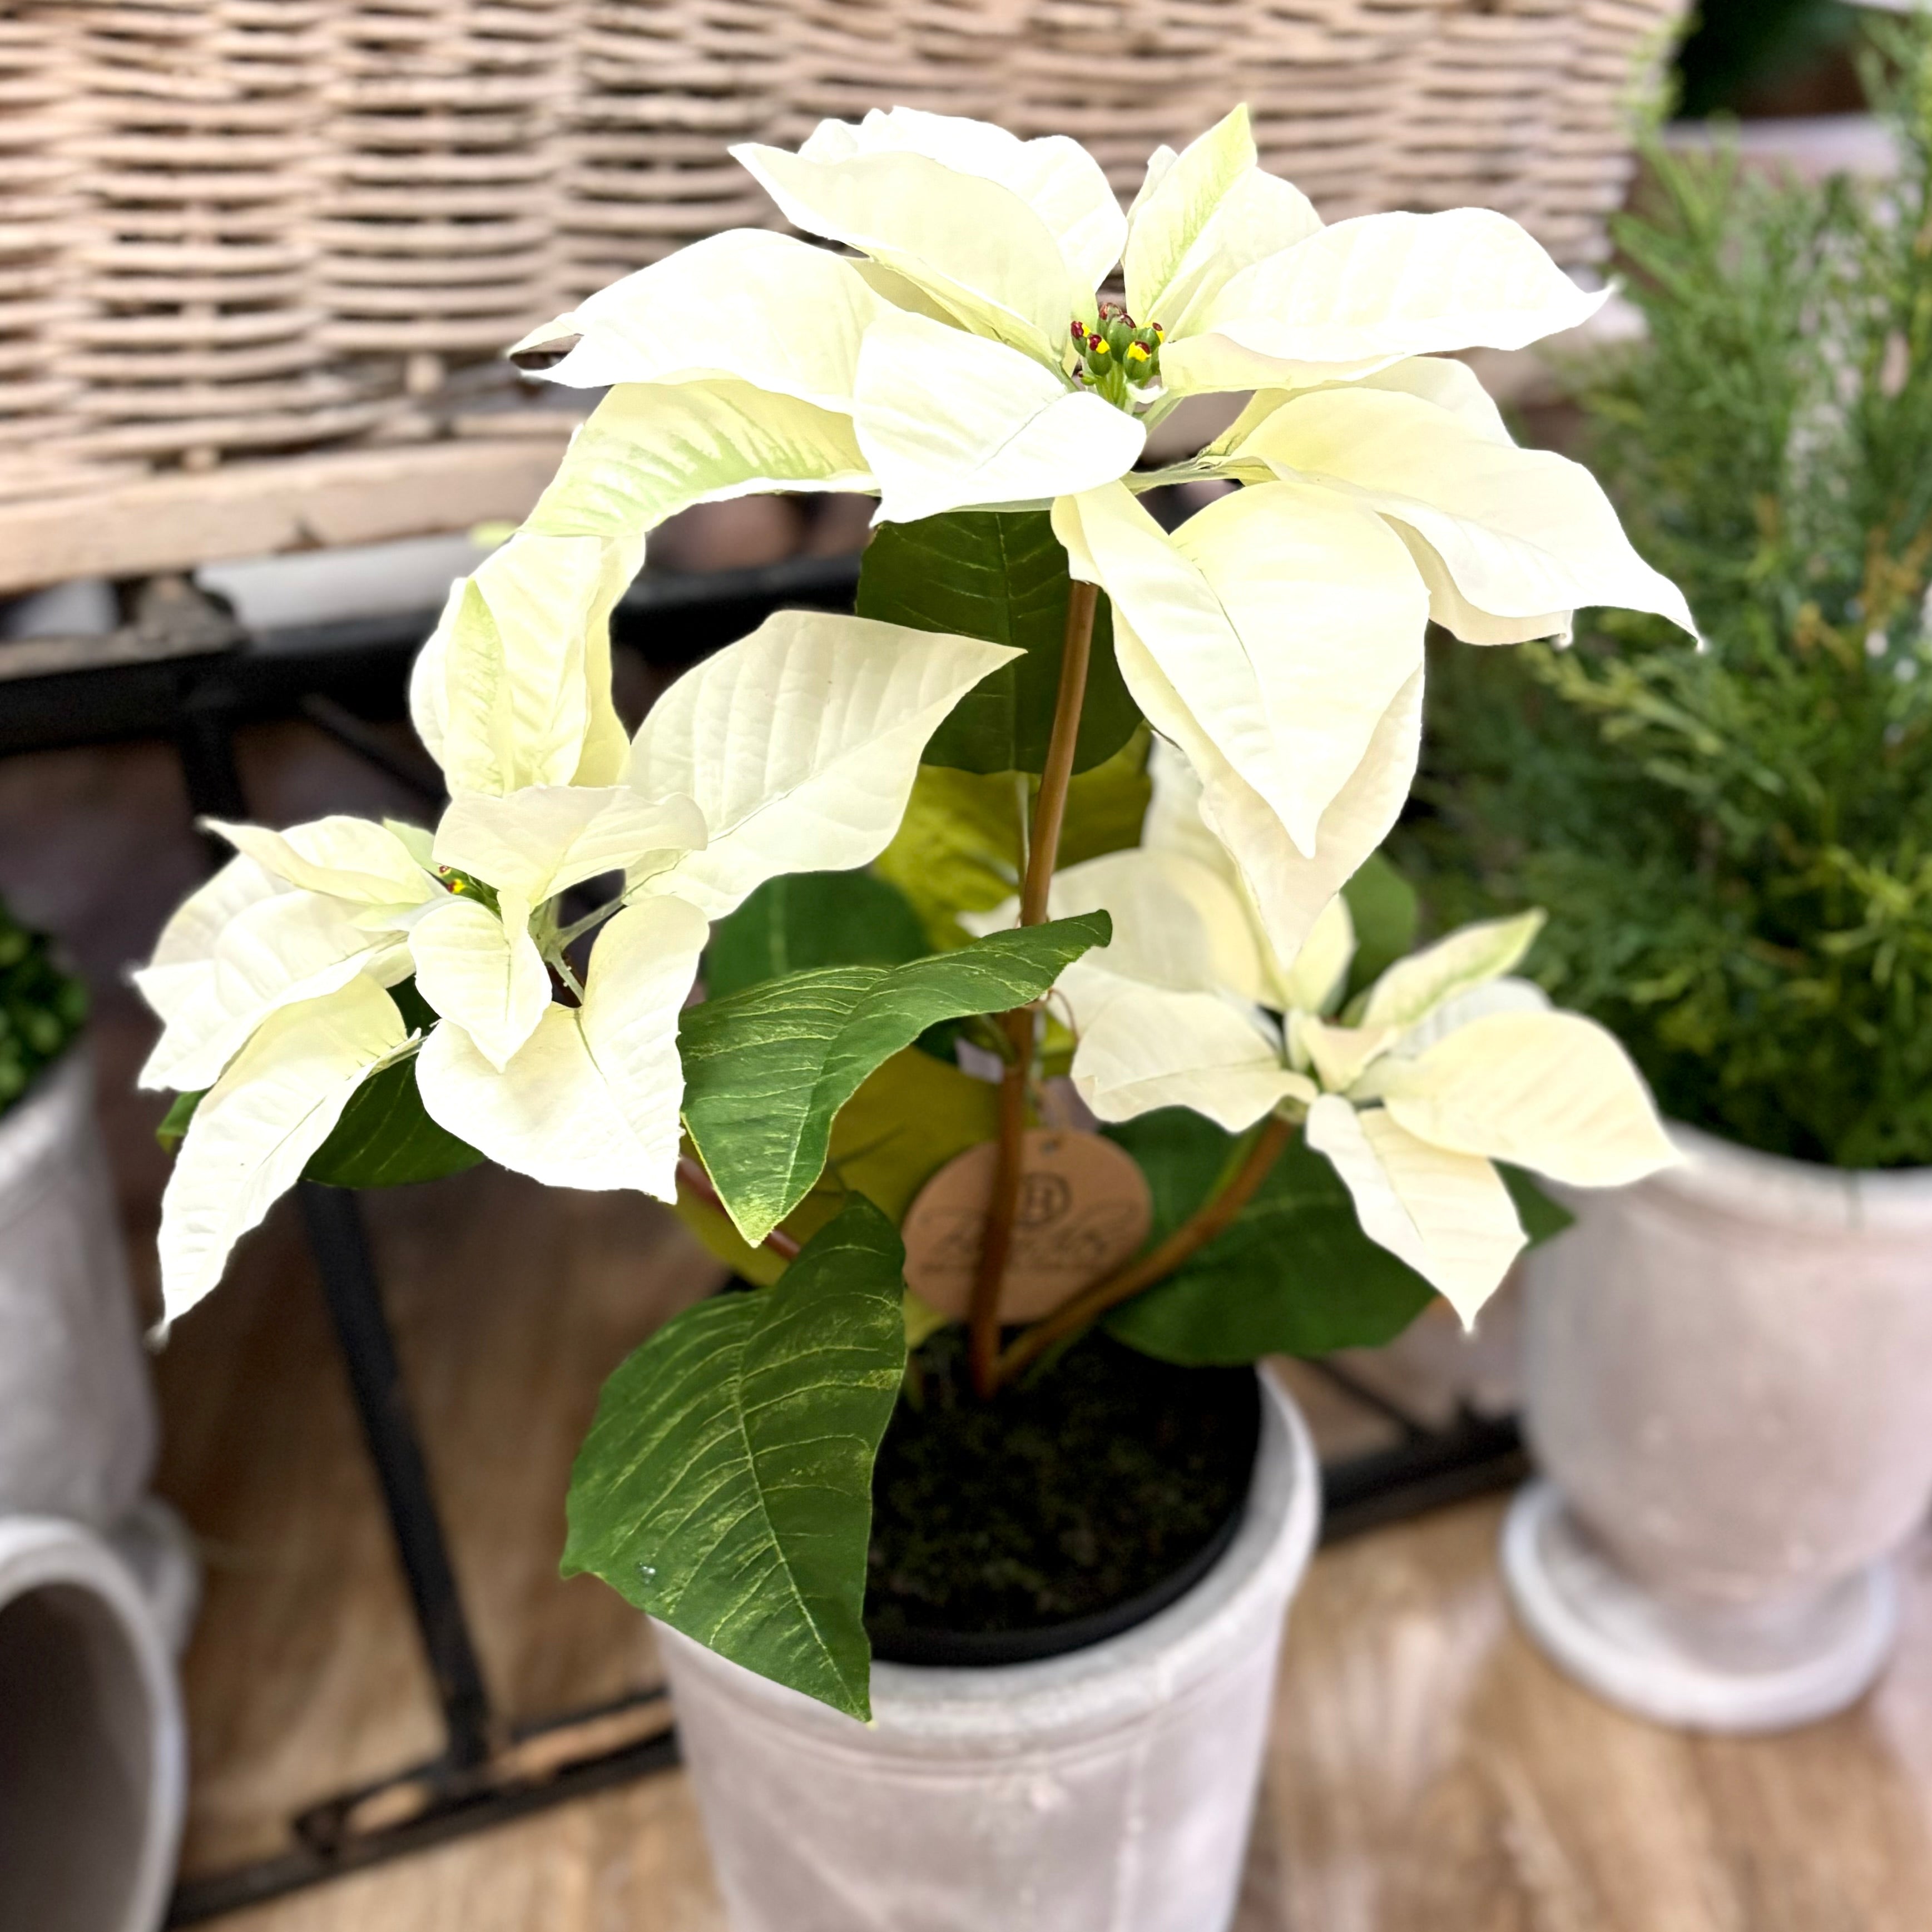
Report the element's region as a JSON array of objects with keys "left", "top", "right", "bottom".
[
  {"left": 680, "top": 911, "right": 1110, "bottom": 1245},
  {"left": 295, "top": 978, "right": 482, "bottom": 1187},
  {"left": 1101, "top": 1109, "right": 1435, "bottom": 1363},
  {"left": 1102, "top": 1113, "right": 1574, "bottom": 1364},
  {"left": 562, "top": 1195, "right": 908, "bottom": 1719},
  {"left": 1500, "top": 1162, "right": 1574, "bottom": 1244},
  {"left": 874, "top": 729, "right": 1151, "bottom": 950},
  {"left": 302, "top": 1044, "right": 483, "bottom": 1188},
  {"left": 1341, "top": 851, "right": 1420, "bottom": 1000},
  {"left": 856, "top": 509, "right": 1140, "bottom": 776},
  {"left": 870, "top": 764, "right": 1029, "bottom": 949},
  {"left": 704, "top": 870, "right": 930, "bottom": 1000},
  {"left": 675, "top": 1047, "right": 1000, "bottom": 1290},
  {"left": 155, "top": 1087, "right": 204, "bottom": 1156}
]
